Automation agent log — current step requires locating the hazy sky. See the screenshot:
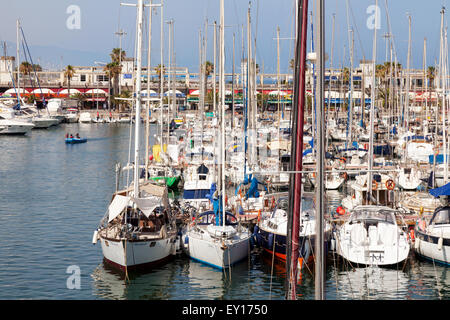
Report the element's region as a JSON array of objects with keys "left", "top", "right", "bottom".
[{"left": 0, "top": 0, "right": 449, "bottom": 72}]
